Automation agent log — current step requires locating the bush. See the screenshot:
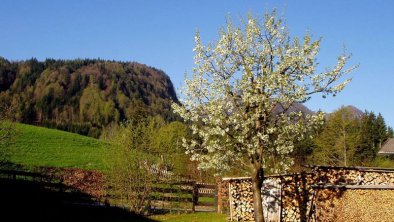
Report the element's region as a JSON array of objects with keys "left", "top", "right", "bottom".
[
  {"left": 105, "top": 119, "right": 160, "bottom": 215},
  {"left": 0, "top": 104, "right": 17, "bottom": 167},
  {"left": 107, "top": 149, "right": 157, "bottom": 214}
]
